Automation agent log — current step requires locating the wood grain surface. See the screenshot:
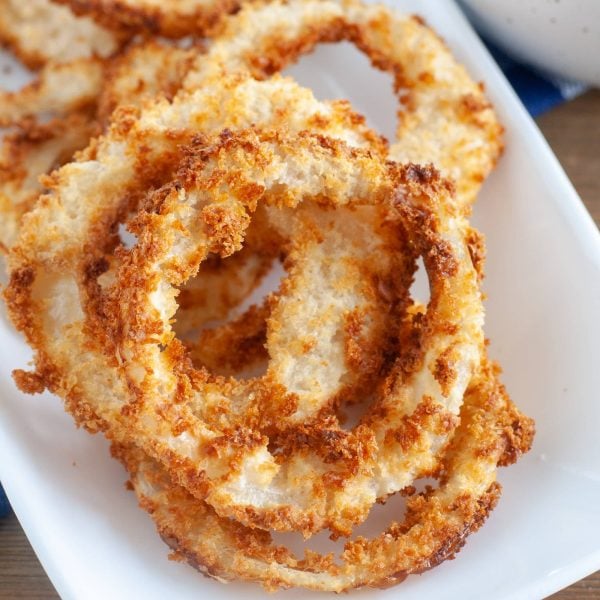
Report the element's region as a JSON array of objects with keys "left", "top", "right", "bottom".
[{"left": 1, "top": 90, "right": 599, "bottom": 600}]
